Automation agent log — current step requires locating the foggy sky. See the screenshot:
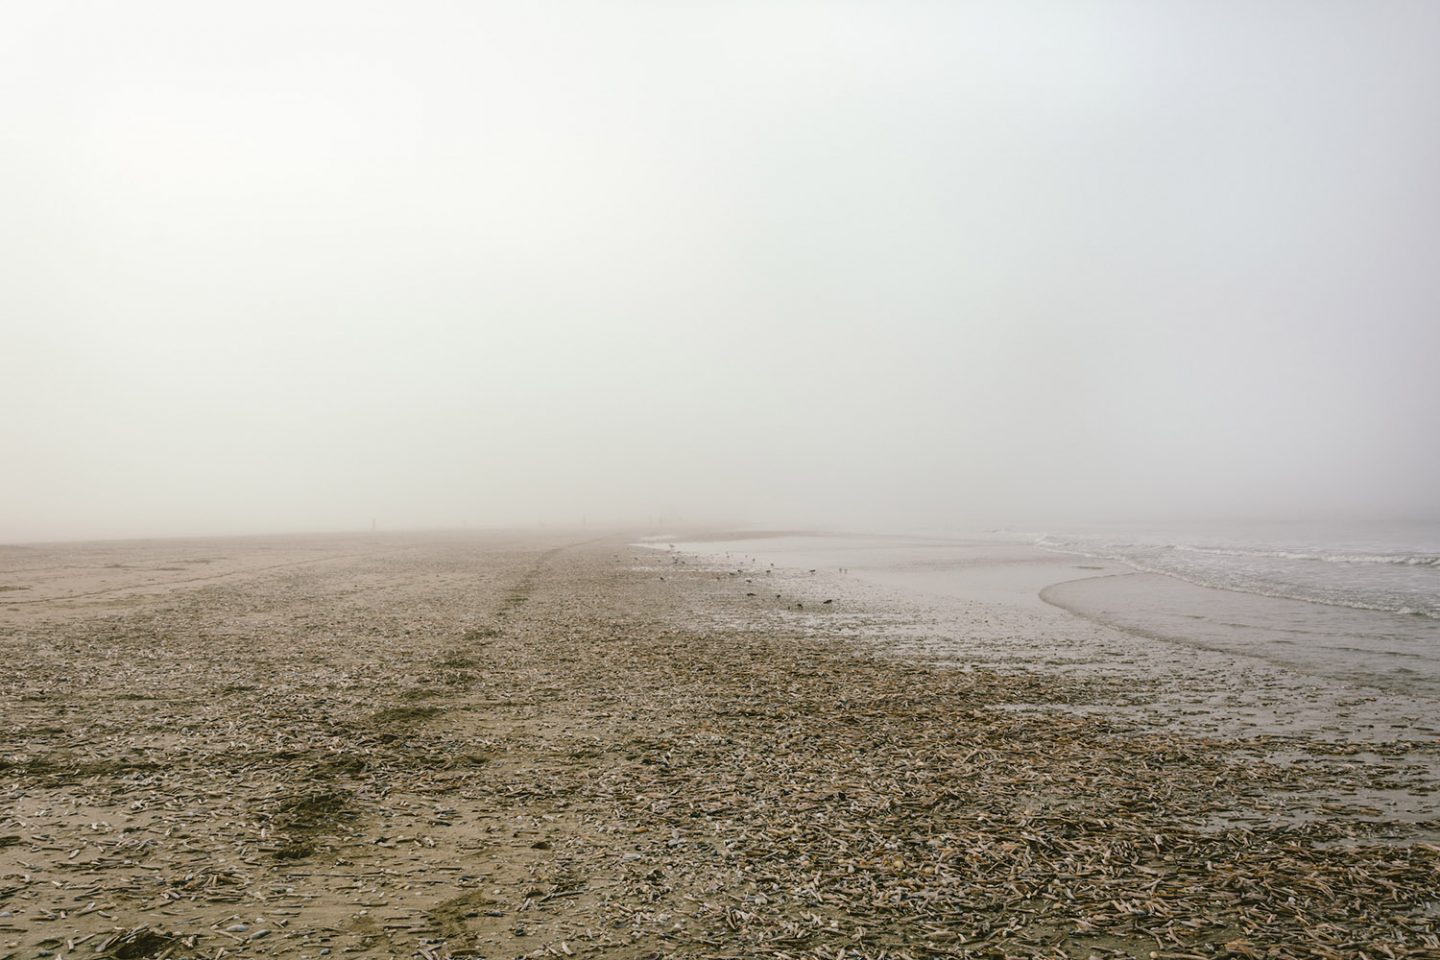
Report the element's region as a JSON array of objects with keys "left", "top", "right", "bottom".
[{"left": 4, "top": 1, "right": 1439, "bottom": 541}]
